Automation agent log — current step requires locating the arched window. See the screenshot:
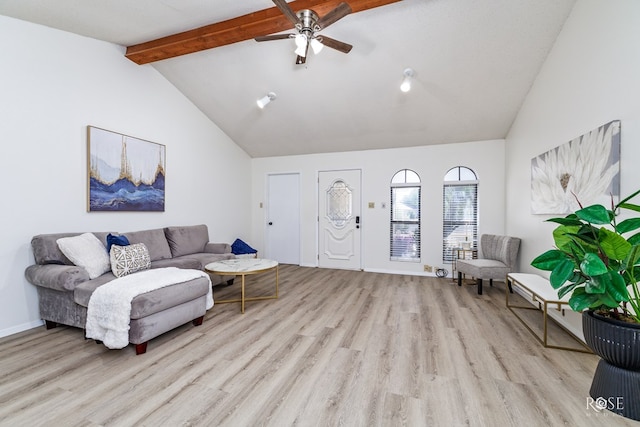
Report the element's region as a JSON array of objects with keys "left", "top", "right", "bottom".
[
  {"left": 390, "top": 169, "right": 421, "bottom": 261},
  {"left": 443, "top": 166, "right": 478, "bottom": 262}
]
